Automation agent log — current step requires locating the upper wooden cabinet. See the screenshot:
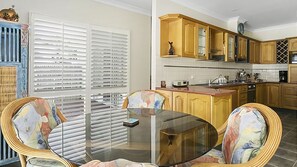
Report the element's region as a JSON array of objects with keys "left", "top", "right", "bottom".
[
  {"left": 159, "top": 15, "right": 209, "bottom": 59},
  {"left": 224, "top": 33, "right": 235, "bottom": 62},
  {"left": 260, "top": 41, "right": 276, "bottom": 64},
  {"left": 288, "top": 38, "right": 297, "bottom": 51},
  {"left": 209, "top": 28, "right": 224, "bottom": 58},
  {"left": 249, "top": 40, "right": 260, "bottom": 64},
  {"left": 237, "top": 36, "right": 247, "bottom": 61},
  {"left": 183, "top": 19, "right": 196, "bottom": 57}
]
